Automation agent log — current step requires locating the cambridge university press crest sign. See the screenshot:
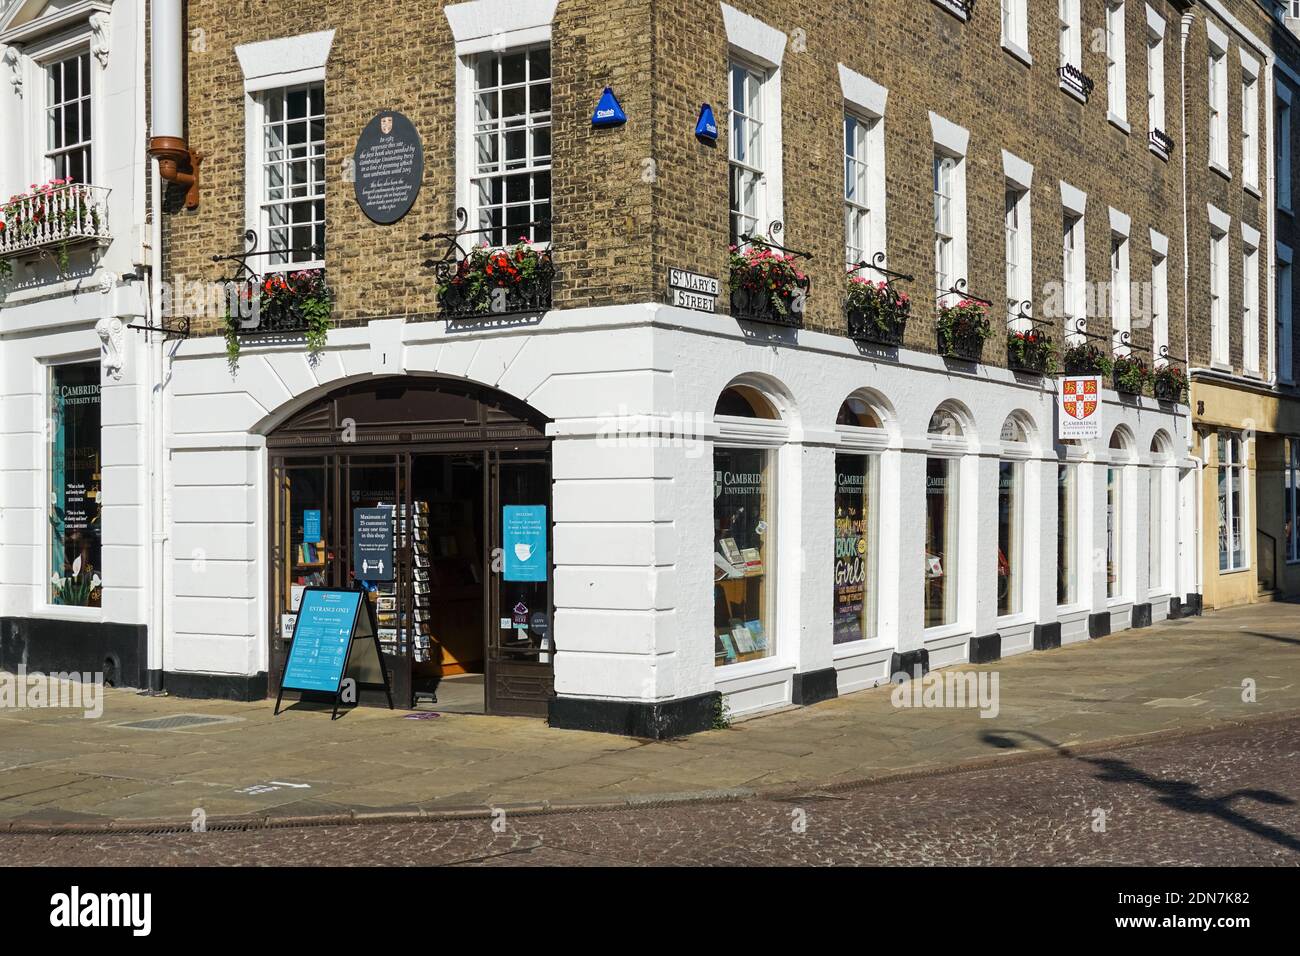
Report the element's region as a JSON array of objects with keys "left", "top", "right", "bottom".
[{"left": 1057, "top": 375, "right": 1102, "bottom": 440}]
